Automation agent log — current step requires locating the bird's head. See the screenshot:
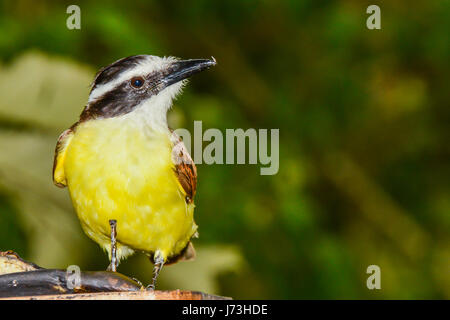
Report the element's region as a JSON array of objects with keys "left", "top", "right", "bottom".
[{"left": 81, "top": 55, "right": 216, "bottom": 128}]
